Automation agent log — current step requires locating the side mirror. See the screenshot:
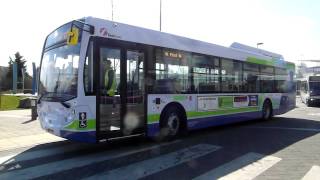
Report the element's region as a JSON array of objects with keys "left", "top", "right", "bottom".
[{"left": 67, "top": 27, "right": 79, "bottom": 45}]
